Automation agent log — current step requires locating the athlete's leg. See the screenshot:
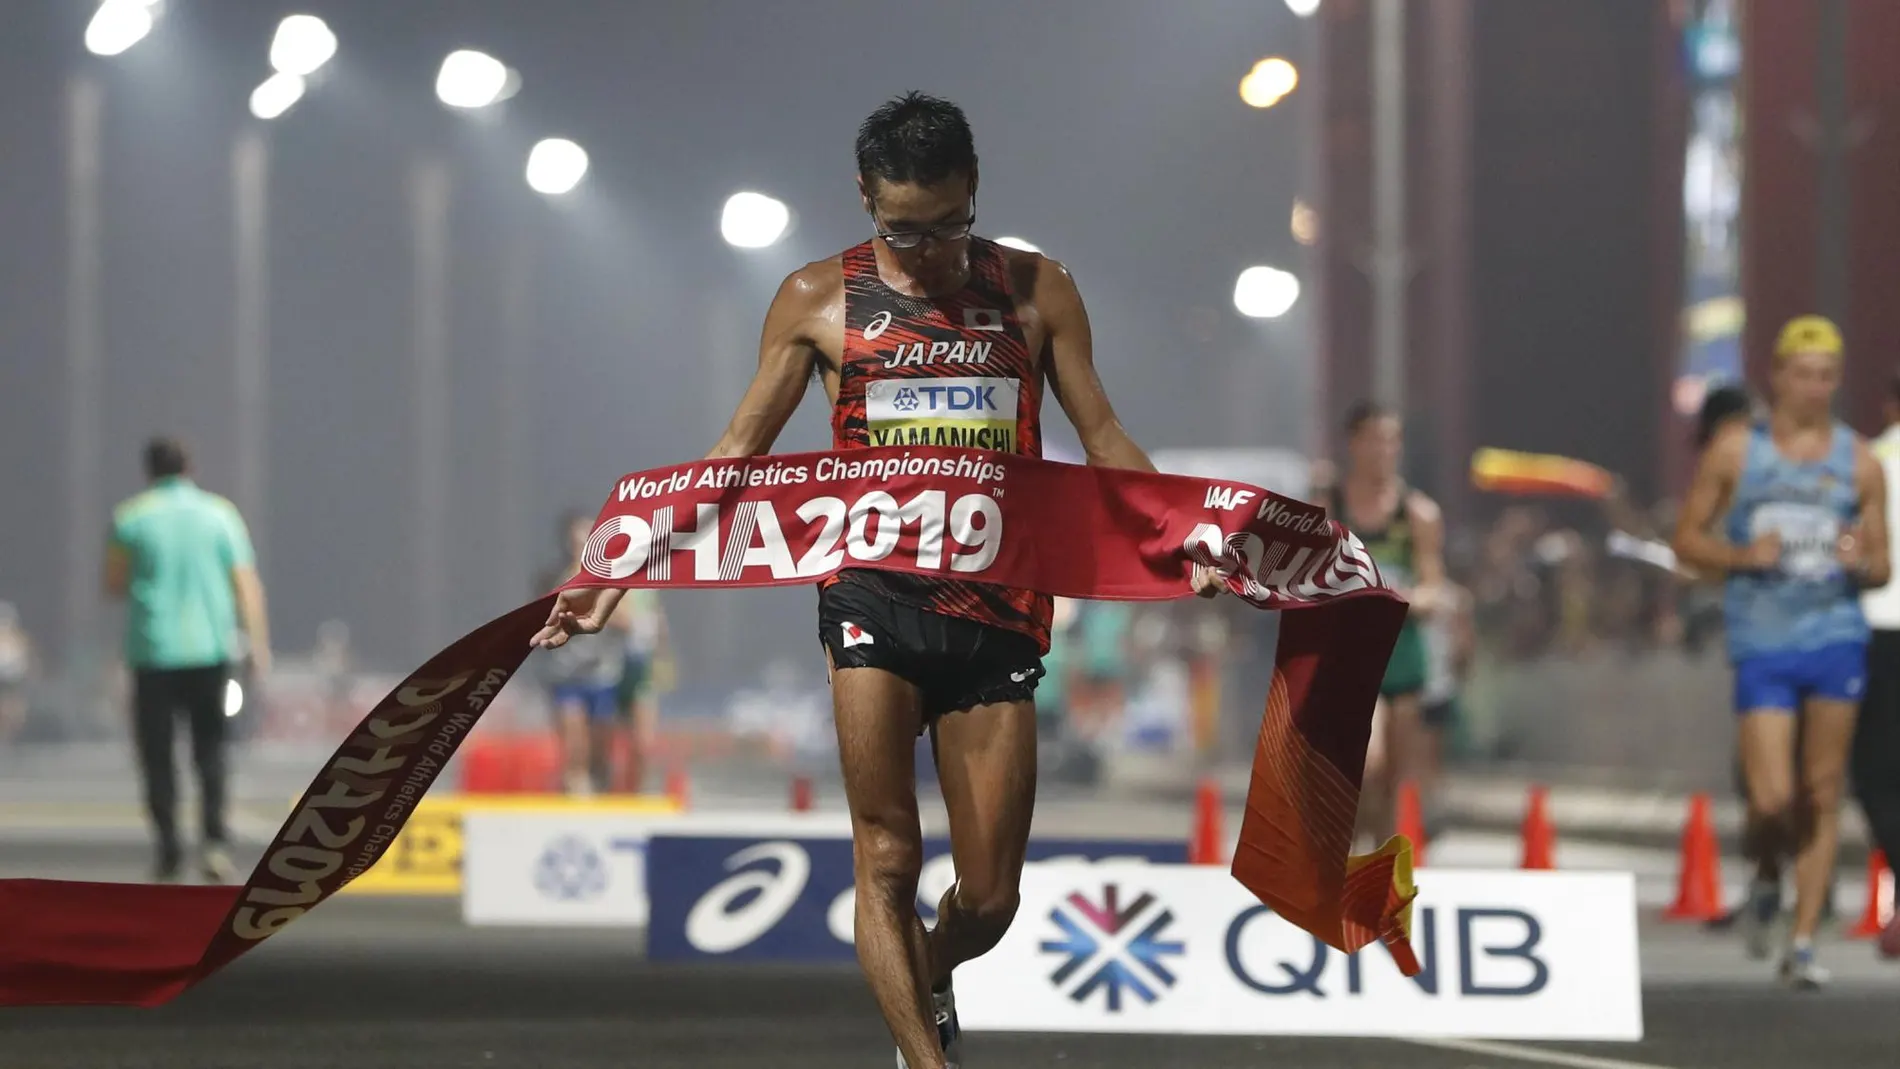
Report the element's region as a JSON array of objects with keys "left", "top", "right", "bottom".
[
  {"left": 551, "top": 687, "right": 590, "bottom": 794},
  {"left": 927, "top": 698, "right": 1037, "bottom": 982},
  {"left": 1738, "top": 712, "right": 1799, "bottom": 863},
  {"left": 586, "top": 687, "right": 619, "bottom": 793},
  {"left": 1384, "top": 691, "right": 1429, "bottom": 809},
  {"left": 1790, "top": 696, "right": 1857, "bottom": 944},
  {"left": 832, "top": 663, "right": 941, "bottom": 1069},
  {"left": 1358, "top": 697, "right": 1393, "bottom": 846},
  {"left": 1736, "top": 686, "right": 1800, "bottom": 960}
]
